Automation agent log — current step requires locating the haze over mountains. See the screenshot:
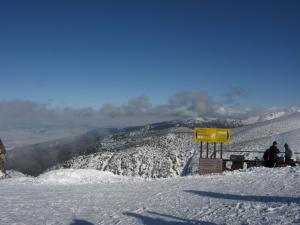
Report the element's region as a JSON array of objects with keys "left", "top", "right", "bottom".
[
  {"left": 2, "top": 104, "right": 298, "bottom": 149},
  {"left": 5, "top": 107, "right": 300, "bottom": 177}
]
